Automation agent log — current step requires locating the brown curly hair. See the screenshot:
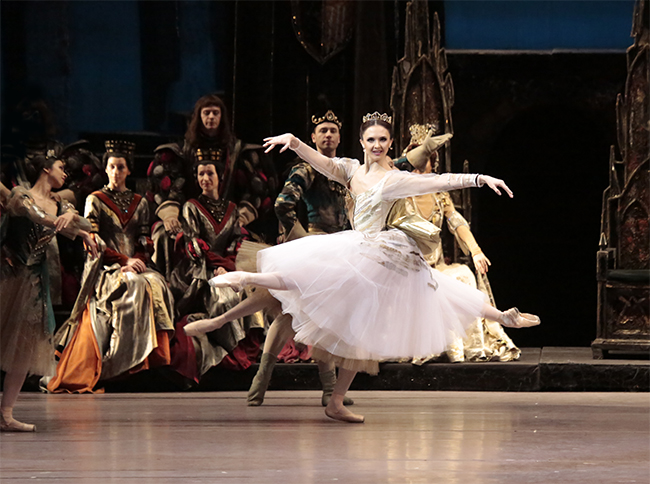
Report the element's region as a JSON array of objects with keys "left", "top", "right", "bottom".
[{"left": 185, "top": 94, "right": 233, "bottom": 150}]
